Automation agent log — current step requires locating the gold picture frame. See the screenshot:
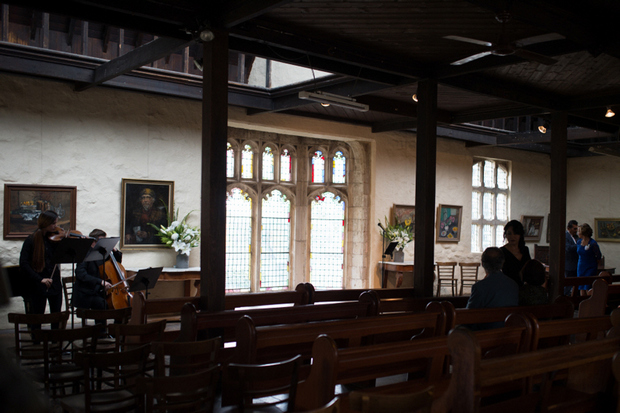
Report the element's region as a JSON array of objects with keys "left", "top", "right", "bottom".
[
  {"left": 522, "top": 215, "right": 544, "bottom": 243},
  {"left": 594, "top": 218, "right": 620, "bottom": 242},
  {"left": 436, "top": 204, "right": 462, "bottom": 242}
]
